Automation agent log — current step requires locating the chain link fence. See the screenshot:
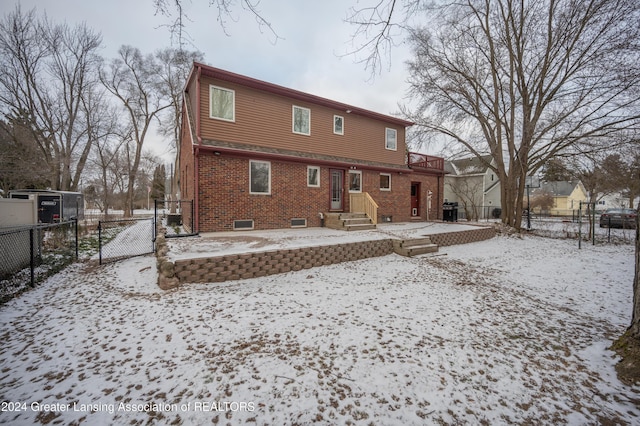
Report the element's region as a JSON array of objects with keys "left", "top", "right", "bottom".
[
  {"left": 1, "top": 221, "right": 78, "bottom": 304},
  {"left": 98, "top": 217, "right": 155, "bottom": 264}
]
